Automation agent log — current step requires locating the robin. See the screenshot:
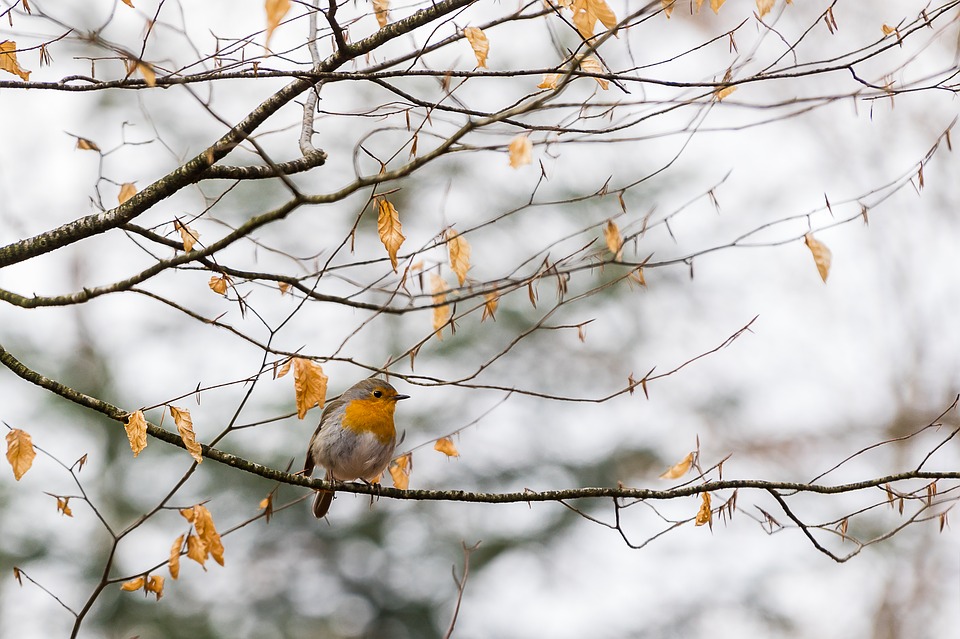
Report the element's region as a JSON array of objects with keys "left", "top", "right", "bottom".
[{"left": 303, "top": 378, "right": 409, "bottom": 518}]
